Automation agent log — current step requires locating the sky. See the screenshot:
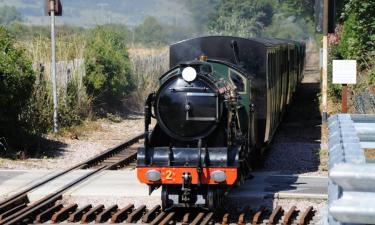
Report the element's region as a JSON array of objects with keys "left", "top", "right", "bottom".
[{"left": 0, "top": 0, "right": 193, "bottom": 27}]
